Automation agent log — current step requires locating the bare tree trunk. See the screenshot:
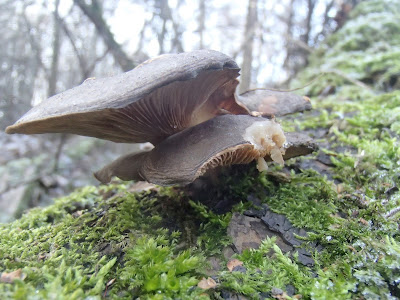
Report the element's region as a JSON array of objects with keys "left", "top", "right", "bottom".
[
  {"left": 74, "top": 0, "right": 135, "bottom": 72},
  {"left": 283, "top": 0, "right": 295, "bottom": 71},
  {"left": 239, "top": 0, "right": 258, "bottom": 93},
  {"left": 314, "top": 0, "right": 335, "bottom": 44},
  {"left": 48, "top": 0, "right": 61, "bottom": 97},
  {"left": 302, "top": 0, "right": 316, "bottom": 46},
  {"left": 198, "top": 0, "right": 206, "bottom": 49}
]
